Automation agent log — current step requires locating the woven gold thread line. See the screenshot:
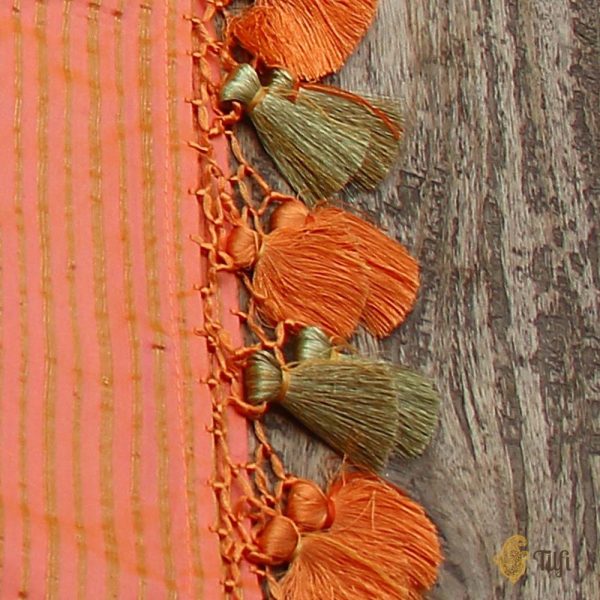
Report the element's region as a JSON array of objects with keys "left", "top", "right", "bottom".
[
  {"left": 111, "top": 1, "right": 149, "bottom": 595},
  {"left": 87, "top": 1, "right": 121, "bottom": 595},
  {"left": 166, "top": 0, "right": 205, "bottom": 597},
  {"left": 13, "top": 2, "right": 33, "bottom": 594},
  {"left": 62, "top": 1, "right": 89, "bottom": 597},
  {"left": 138, "top": 2, "right": 178, "bottom": 594},
  {"left": 34, "top": 3, "right": 61, "bottom": 597}
]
